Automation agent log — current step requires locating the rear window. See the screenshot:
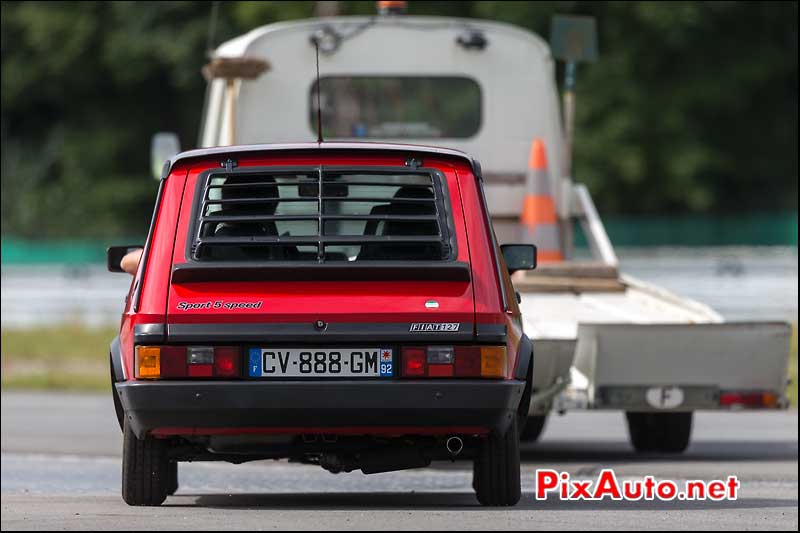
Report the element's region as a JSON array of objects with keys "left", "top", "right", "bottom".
[
  {"left": 188, "top": 167, "right": 456, "bottom": 263},
  {"left": 310, "top": 76, "right": 481, "bottom": 139}
]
